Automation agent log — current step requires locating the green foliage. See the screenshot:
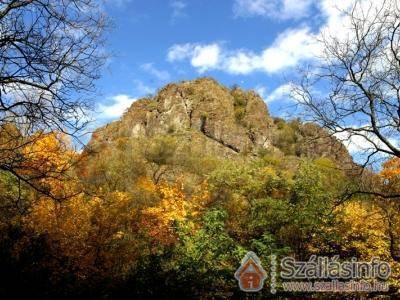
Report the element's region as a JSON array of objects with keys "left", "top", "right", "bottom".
[
  {"left": 231, "top": 88, "right": 248, "bottom": 123},
  {"left": 208, "top": 161, "right": 266, "bottom": 199},
  {"left": 234, "top": 106, "right": 246, "bottom": 122},
  {"left": 272, "top": 118, "right": 301, "bottom": 155},
  {"left": 80, "top": 138, "right": 147, "bottom": 192},
  {"left": 0, "top": 171, "right": 30, "bottom": 218},
  {"left": 0, "top": 126, "right": 396, "bottom": 298},
  {"left": 144, "top": 135, "right": 177, "bottom": 166},
  {"left": 174, "top": 209, "right": 241, "bottom": 270},
  {"left": 164, "top": 209, "right": 245, "bottom": 297}
]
